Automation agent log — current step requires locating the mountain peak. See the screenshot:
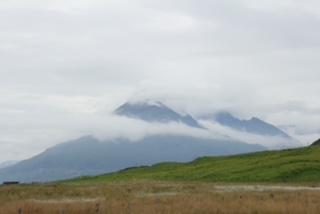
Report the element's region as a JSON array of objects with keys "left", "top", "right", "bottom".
[{"left": 114, "top": 100, "right": 203, "bottom": 129}]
